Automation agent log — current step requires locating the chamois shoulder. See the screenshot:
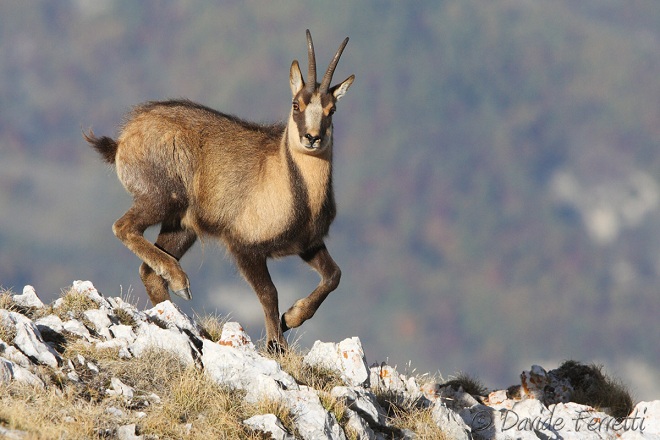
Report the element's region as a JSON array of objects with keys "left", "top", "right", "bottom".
[{"left": 131, "top": 99, "right": 285, "bottom": 138}]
